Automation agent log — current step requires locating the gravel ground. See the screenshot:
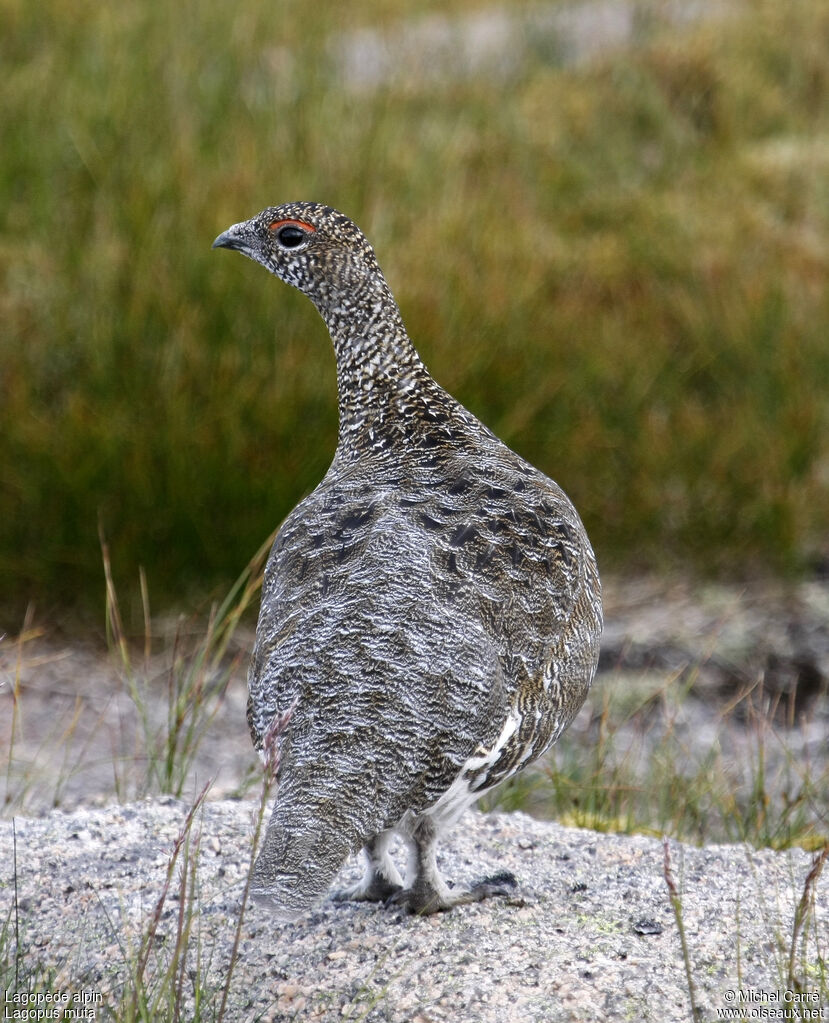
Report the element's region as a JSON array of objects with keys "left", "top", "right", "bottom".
[
  {"left": 2, "top": 576, "right": 827, "bottom": 1020},
  {"left": 3, "top": 801, "right": 827, "bottom": 1022}
]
